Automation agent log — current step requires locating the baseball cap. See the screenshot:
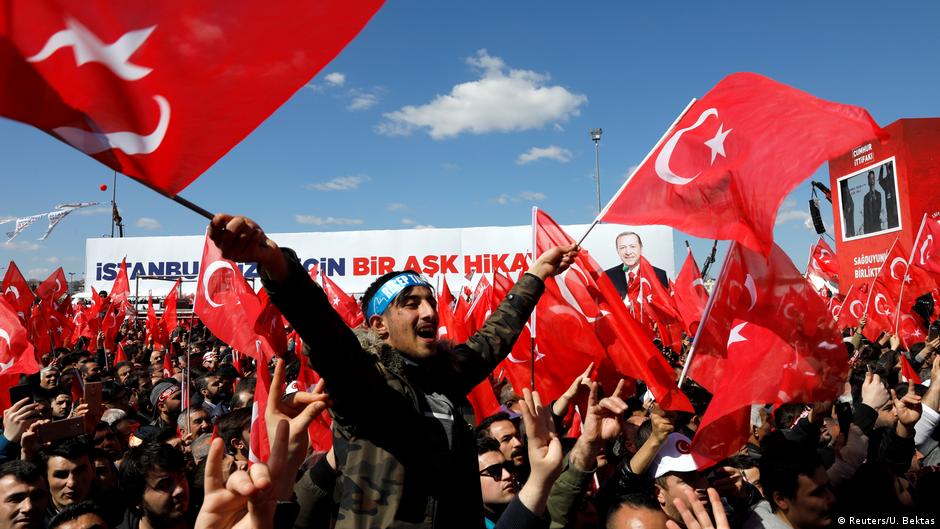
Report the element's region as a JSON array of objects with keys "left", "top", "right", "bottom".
[{"left": 649, "top": 432, "right": 697, "bottom": 478}]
